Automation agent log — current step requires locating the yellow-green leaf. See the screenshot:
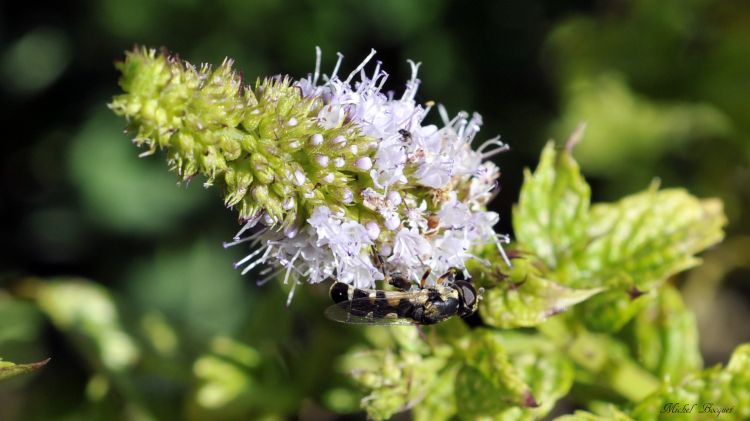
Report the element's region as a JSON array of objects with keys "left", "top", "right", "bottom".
[
  {"left": 577, "top": 288, "right": 654, "bottom": 333},
  {"left": 0, "top": 357, "right": 50, "bottom": 381},
  {"left": 581, "top": 187, "right": 726, "bottom": 290},
  {"left": 339, "top": 347, "right": 448, "bottom": 421},
  {"left": 628, "top": 284, "right": 702, "bottom": 381},
  {"left": 456, "top": 330, "right": 575, "bottom": 420},
  {"left": 35, "top": 278, "right": 140, "bottom": 372},
  {"left": 514, "top": 141, "right": 590, "bottom": 271},
  {"left": 480, "top": 258, "right": 603, "bottom": 328},
  {"left": 456, "top": 330, "right": 535, "bottom": 418},
  {"left": 630, "top": 343, "right": 750, "bottom": 420},
  {"left": 554, "top": 405, "right": 634, "bottom": 420}
]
